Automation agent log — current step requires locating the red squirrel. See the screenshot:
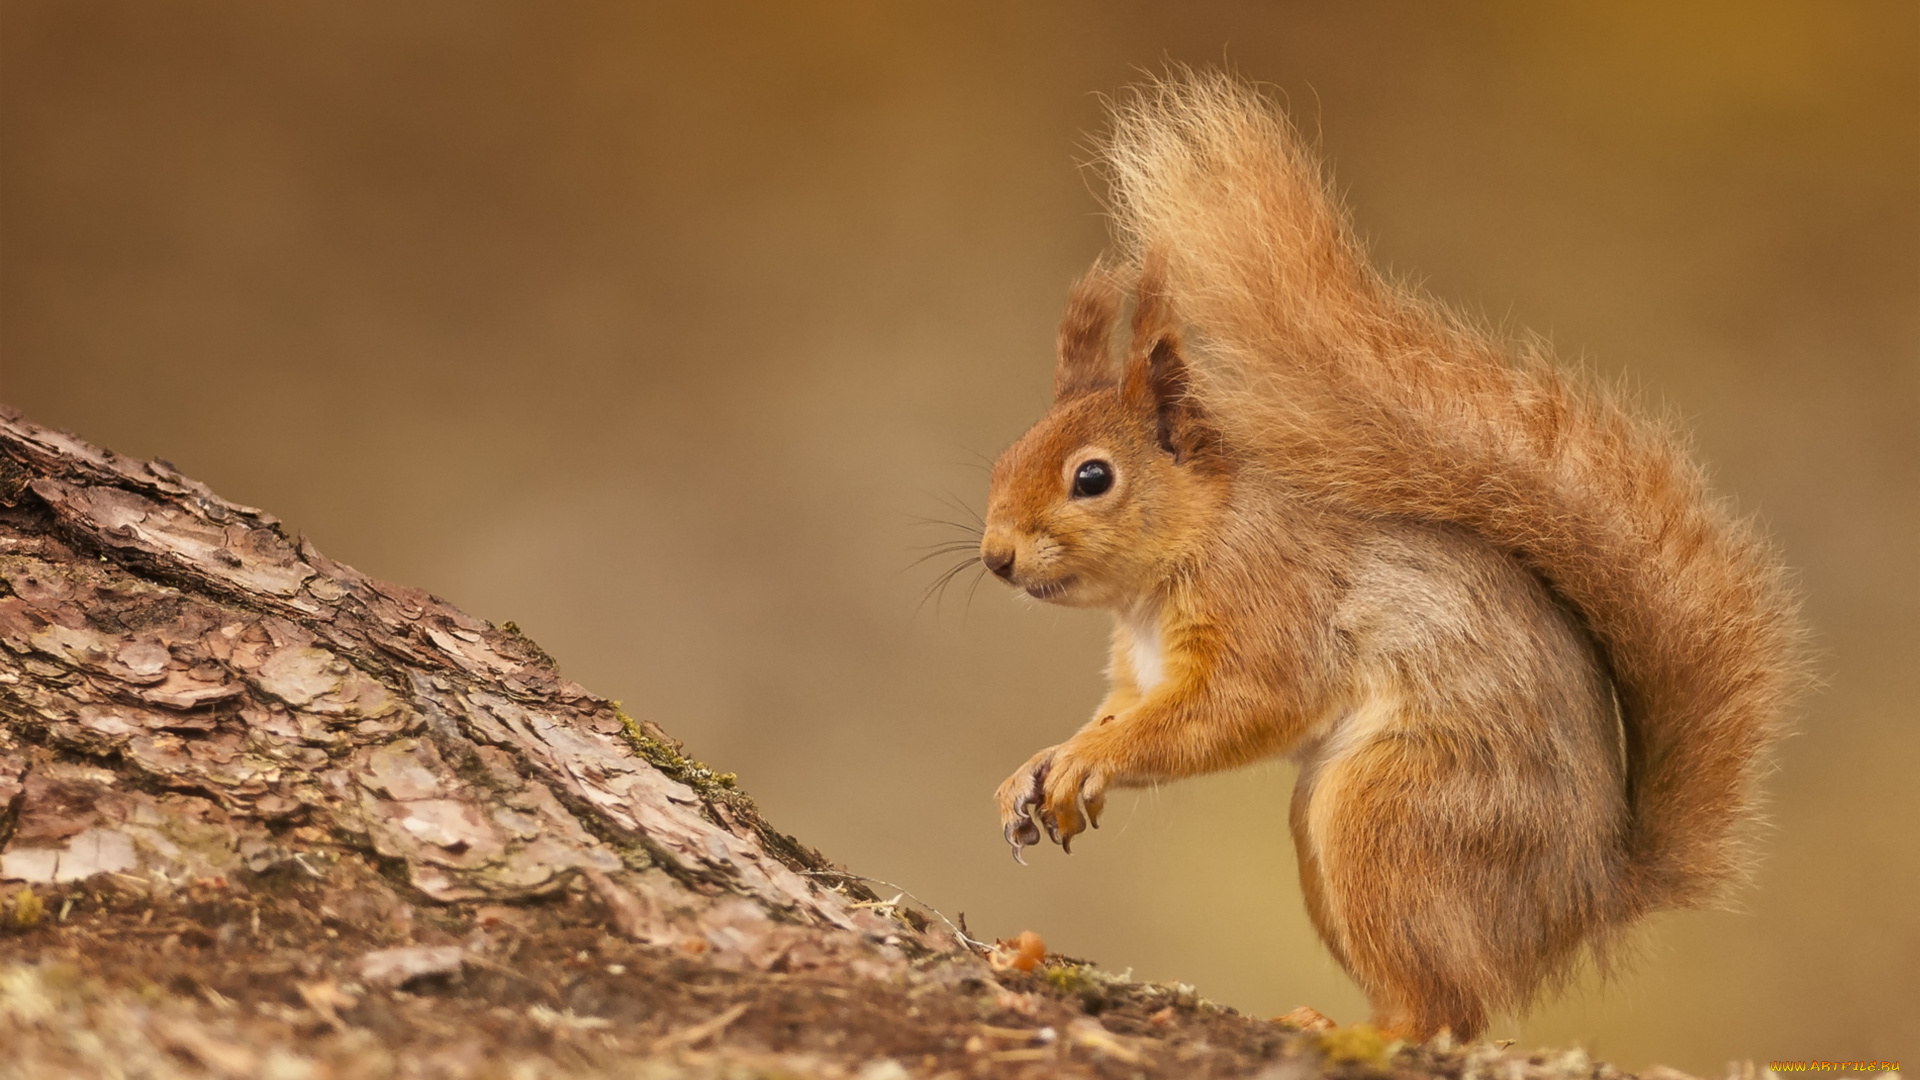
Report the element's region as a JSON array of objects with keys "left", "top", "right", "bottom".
[{"left": 979, "top": 73, "right": 1805, "bottom": 1041}]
